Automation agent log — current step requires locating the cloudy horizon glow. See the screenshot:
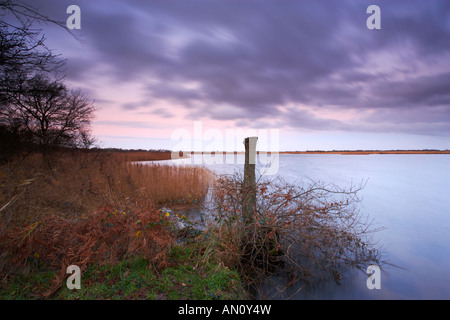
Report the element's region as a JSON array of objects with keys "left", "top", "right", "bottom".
[{"left": 18, "top": 0, "right": 450, "bottom": 151}]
